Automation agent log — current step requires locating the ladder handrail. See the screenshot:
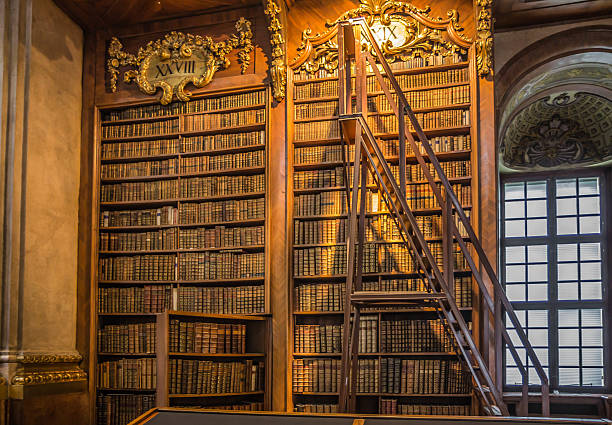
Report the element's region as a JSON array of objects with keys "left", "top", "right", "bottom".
[{"left": 338, "top": 18, "right": 550, "bottom": 416}]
